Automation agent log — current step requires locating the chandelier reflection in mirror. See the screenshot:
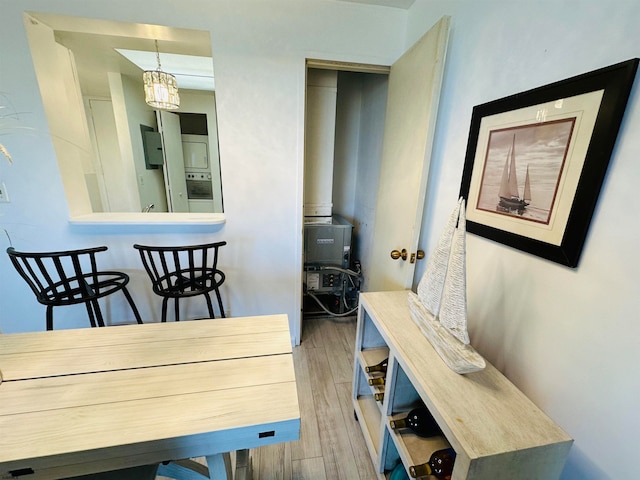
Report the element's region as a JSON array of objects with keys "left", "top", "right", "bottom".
[{"left": 143, "top": 40, "right": 180, "bottom": 110}]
